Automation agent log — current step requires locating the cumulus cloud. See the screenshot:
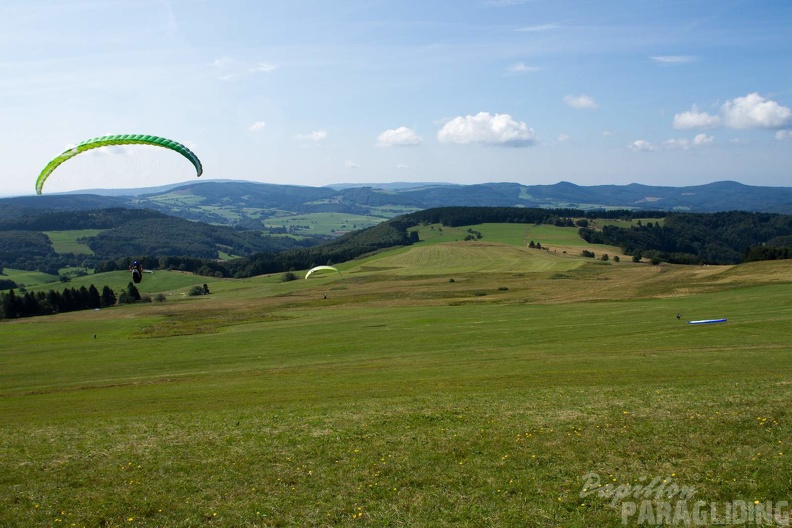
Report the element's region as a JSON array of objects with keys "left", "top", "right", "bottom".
[
  {"left": 345, "top": 160, "right": 360, "bottom": 169},
  {"left": 693, "top": 133, "right": 715, "bottom": 146},
  {"left": 557, "top": 134, "right": 571, "bottom": 142},
  {"left": 673, "top": 106, "right": 721, "bottom": 130},
  {"left": 436, "top": 112, "right": 537, "bottom": 147},
  {"left": 663, "top": 133, "right": 714, "bottom": 150},
  {"left": 376, "top": 127, "right": 422, "bottom": 147},
  {"left": 721, "top": 93, "right": 792, "bottom": 129},
  {"left": 563, "top": 94, "right": 598, "bottom": 109},
  {"left": 628, "top": 140, "right": 658, "bottom": 152},
  {"left": 293, "top": 130, "right": 327, "bottom": 141},
  {"left": 776, "top": 130, "right": 792, "bottom": 140},
  {"left": 675, "top": 93, "right": 792, "bottom": 131},
  {"left": 632, "top": 134, "right": 714, "bottom": 151},
  {"left": 248, "top": 121, "right": 267, "bottom": 132}
]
